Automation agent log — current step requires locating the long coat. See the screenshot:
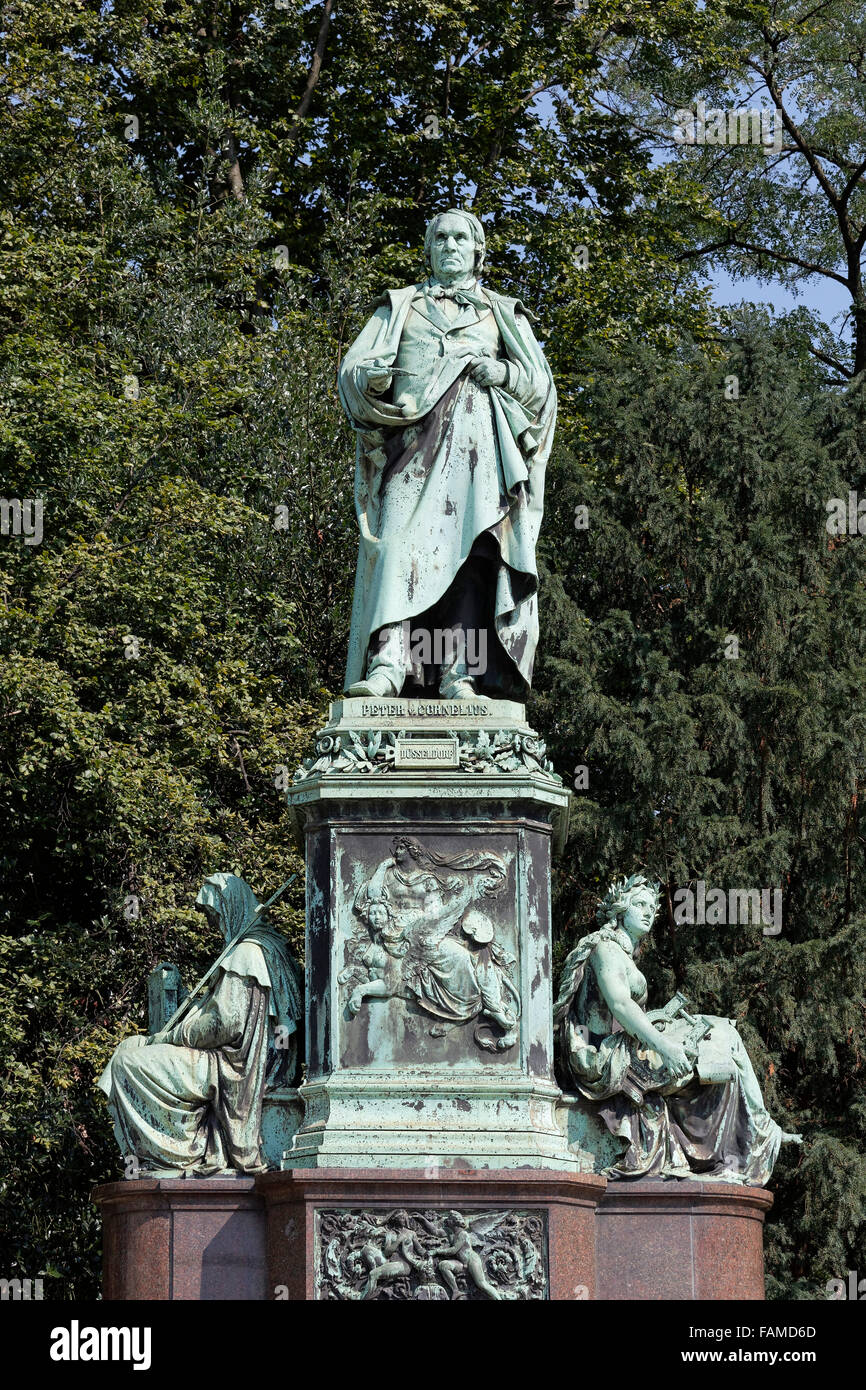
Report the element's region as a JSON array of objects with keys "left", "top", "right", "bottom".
[
  {"left": 98, "top": 876, "right": 302, "bottom": 1175},
  {"left": 338, "top": 281, "right": 557, "bottom": 694}
]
